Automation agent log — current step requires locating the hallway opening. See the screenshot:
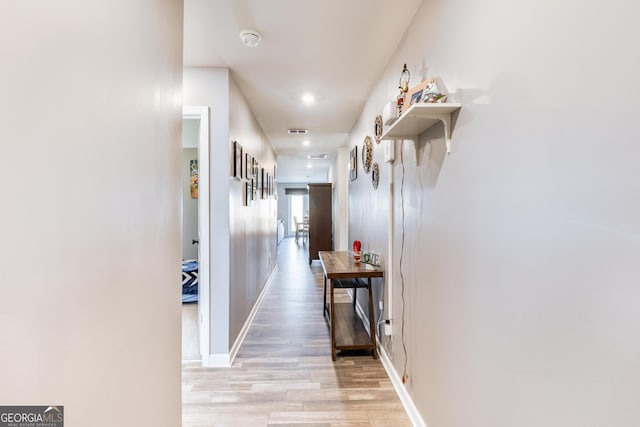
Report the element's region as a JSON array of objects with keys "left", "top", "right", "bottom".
[{"left": 181, "top": 237, "right": 412, "bottom": 426}]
